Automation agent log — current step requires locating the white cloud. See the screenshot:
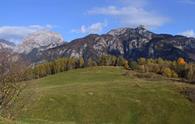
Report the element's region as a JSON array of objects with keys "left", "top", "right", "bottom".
[
  {"left": 180, "top": 29, "right": 195, "bottom": 37},
  {"left": 0, "top": 25, "right": 52, "bottom": 44},
  {"left": 87, "top": 4, "right": 169, "bottom": 28},
  {"left": 179, "top": 0, "right": 195, "bottom": 5},
  {"left": 72, "top": 22, "right": 107, "bottom": 34}
]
